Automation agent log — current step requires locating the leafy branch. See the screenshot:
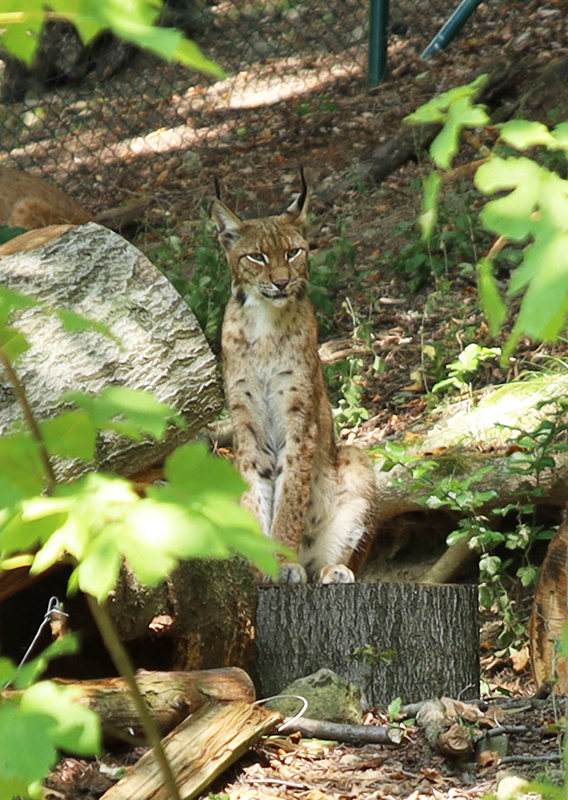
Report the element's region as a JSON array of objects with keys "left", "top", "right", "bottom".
[
  {"left": 406, "top": 78, "right": 568, "bottom": 362},
  {"left": 0, "top": 0, "right": 224, "bottom": 77}
]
